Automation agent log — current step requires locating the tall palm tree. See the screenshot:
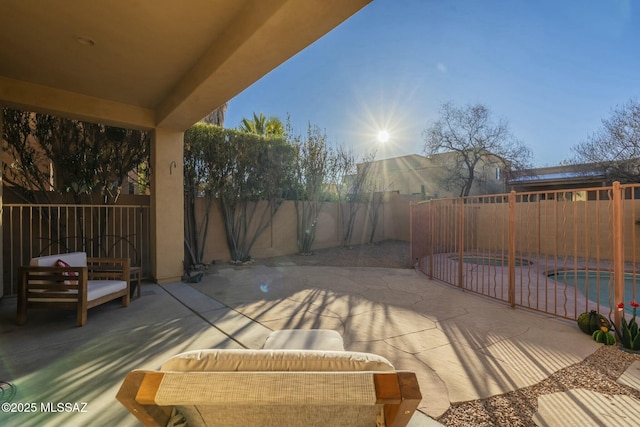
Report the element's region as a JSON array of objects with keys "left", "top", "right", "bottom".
[{"left": 239, "top": 112, "right": 284, "bottom": 137}]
